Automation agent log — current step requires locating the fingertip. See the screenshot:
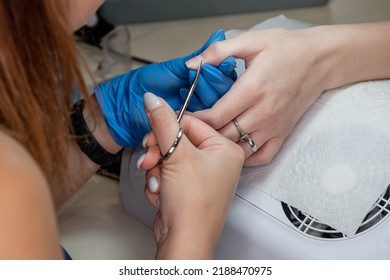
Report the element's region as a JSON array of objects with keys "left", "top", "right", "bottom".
[
  {"left": 186, "top": 55, "right": 203, "bottom": 70},
  {"left": 147, "top": 176, "right": 159, "bottom": 193},
  {"left": 136, "top": 153, "right": 146, "bottom": 169},
  {"left": 144, "top": 131, "right": 158, "bottom": 147},
  {"left": 142, "top": 133, "right": 150, "bottom": 148},
  {"left": 140, "top": 144, "right": 162, "bottom": 169},
  {"left": 143, "top": 92, "right": 163, "bottom": 113}
]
